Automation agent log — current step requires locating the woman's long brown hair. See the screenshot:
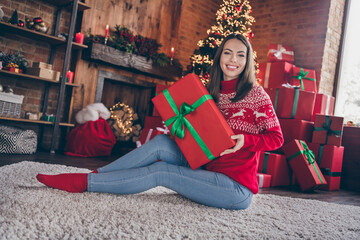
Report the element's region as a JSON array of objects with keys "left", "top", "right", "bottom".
[{"left": 207, "top": 34, "right": 256, "bottom": 103}]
